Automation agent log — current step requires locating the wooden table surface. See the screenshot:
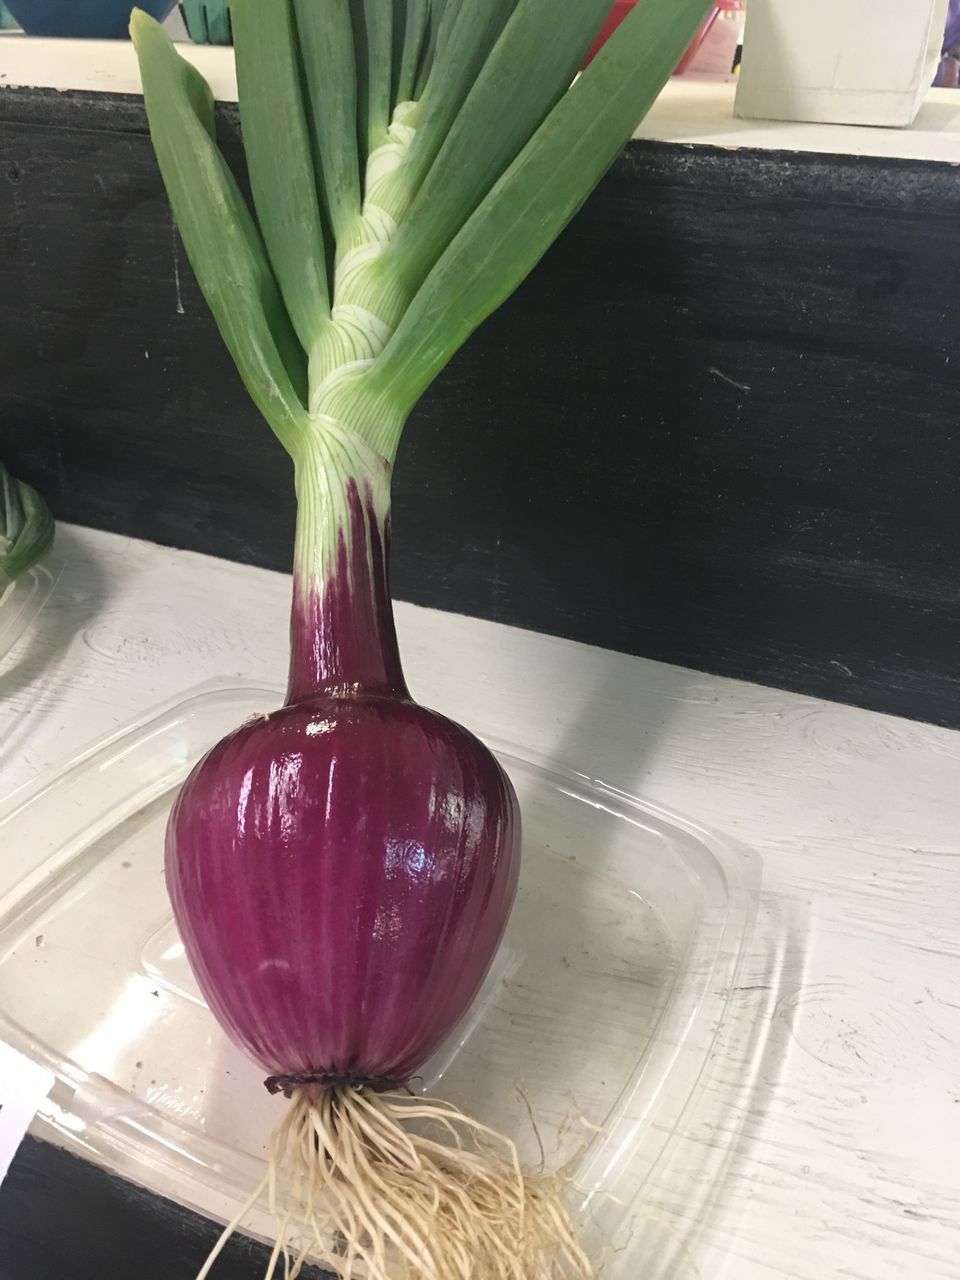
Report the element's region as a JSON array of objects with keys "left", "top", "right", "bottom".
[{"left": 0, "top": 522, "right": 958, "bottom": 1280}]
